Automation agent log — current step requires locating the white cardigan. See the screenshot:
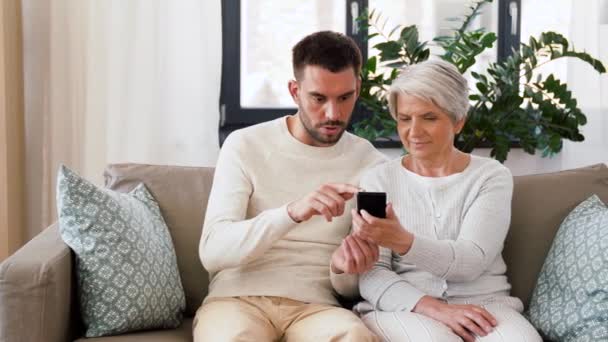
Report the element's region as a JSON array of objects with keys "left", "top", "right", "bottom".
[{"left": 358, "top": 155, "right": 515, "bottom": 312}]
